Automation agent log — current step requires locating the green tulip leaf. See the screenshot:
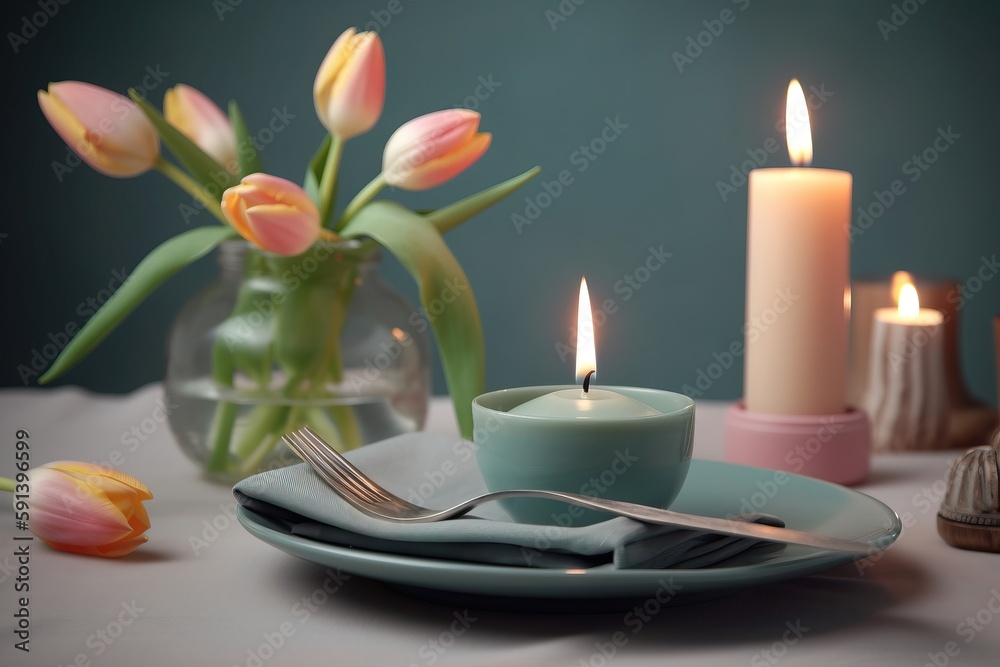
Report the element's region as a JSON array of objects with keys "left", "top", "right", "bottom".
[
  {"left": 341, "top": 202, "right": 484, "bottom": 438},
  {"left": 39, "top": 226, "right": 239, "bottom": 384},
  {"left": 129, "top": 89, "right": 238, "bottom": 199},
  {"left": 304, "top": 135, "right": 332, "bottom": 208},
  {"left": 228, "top": 100, "right": 263, "bottom": 177},
  {"left": 425, "top": 166, "right": 540, "bottom": 234}
]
